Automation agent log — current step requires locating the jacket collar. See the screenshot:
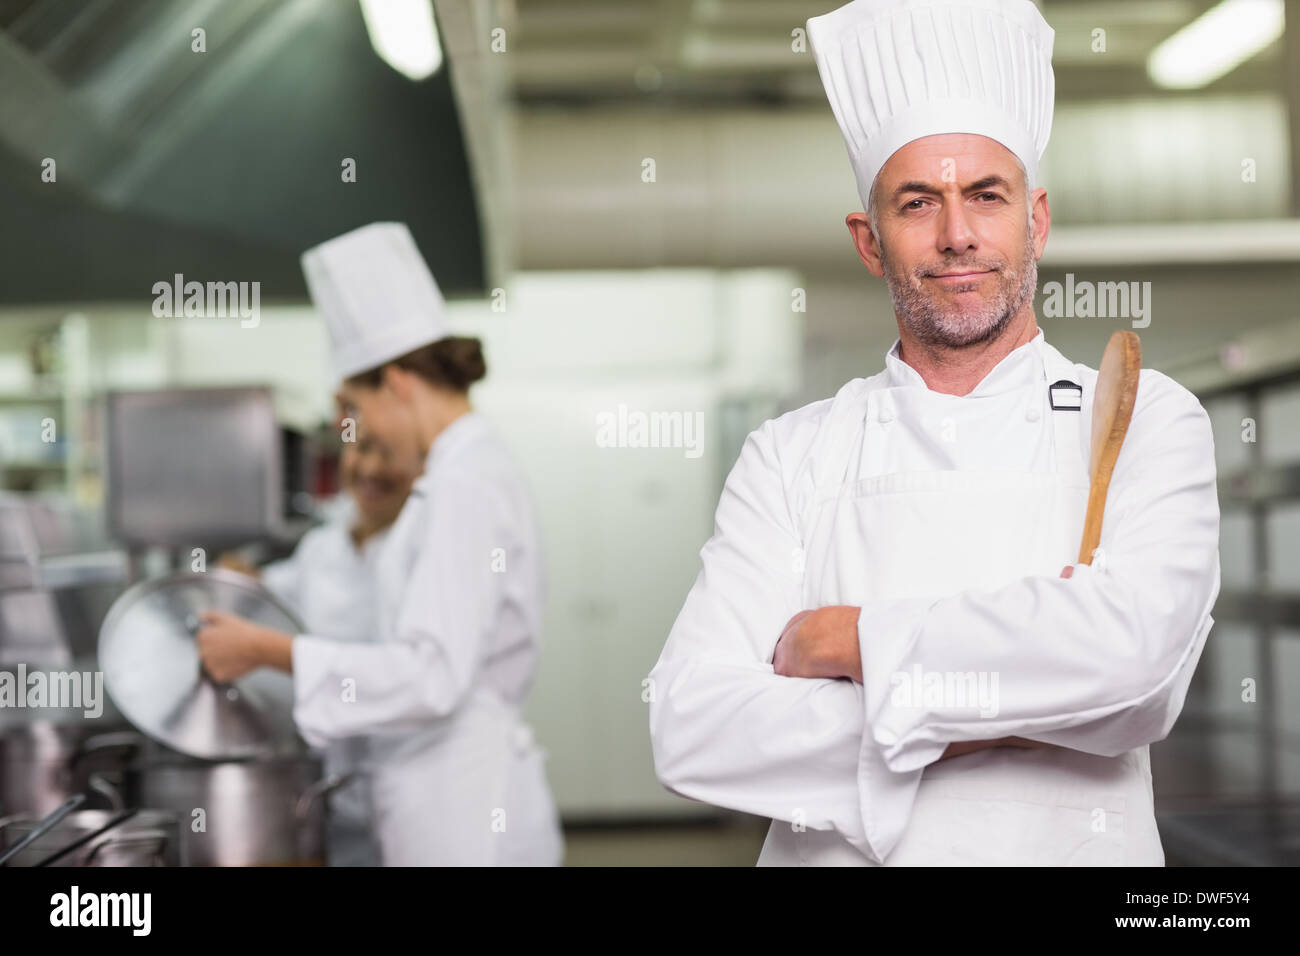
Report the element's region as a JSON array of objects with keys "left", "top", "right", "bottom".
[
  {"left": 884, "top": 328, "right": 1046, "bottom": 396},
  {"left": 423, "top": 410, "right": 486, "bottom": 472}
]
